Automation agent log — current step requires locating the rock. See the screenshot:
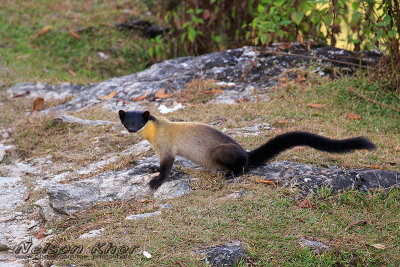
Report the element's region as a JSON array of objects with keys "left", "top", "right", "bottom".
[
  {"left": 7, "top": 82, "right": 82, "bottom": 99},
  {"left": 46, "top": 168, "right": 151, "bottom": 215},
  {"left": 125, "top": 211, "right": 162, "bottom": 221},
  {"left": 51, "top": 115, "right": 114, "bottom": 126},
  {"left": 298, "top": 238, "right": 332, "bottom": 254},
  {"left": 46, "top": 160, "right": 192, "bottom": 215},
  {"left": 34, "top": 198, "right": 57, "bottom": 222},
  {"left": 250, "top": 161, "right": 400, "bottom": 194},
  {"left": 153, "top": 180, "right": 192, "bottom": 200},
  {"left": 35, "top": 141, "right": 151, "bottom": 187},
  {"left": 0, "top": 177, "right": 25, "bottom": 216},
  {"left": 0, "top": 144, "right": 13, "bottom": 153},
  {"left": 17, "top": 44, "right": 378, "bottom": 113},
  {"left": 160, "top": 203, "right": 172, "bottom": 209},
  {"left": 79, "top": 228, "right": 105, "bottom": 239},
  {"left": 0, "top": 150, "right": 5, "bottom": 163},
  {"left": 229, "top": 123, "right": 272, "bottom": 137},
  {"left": 224, "top": 190, "right": 246, "bottom": 199},
  {"left": 196, "top": 240, "right": 247, "bottom": 267}
]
